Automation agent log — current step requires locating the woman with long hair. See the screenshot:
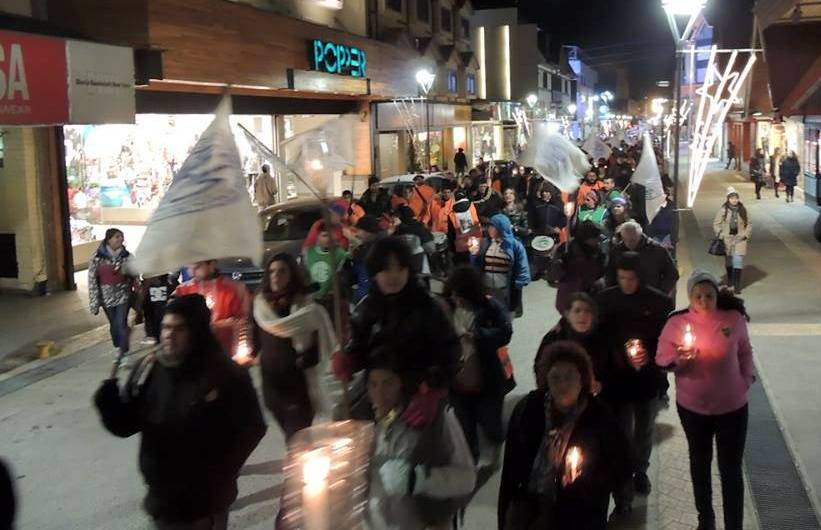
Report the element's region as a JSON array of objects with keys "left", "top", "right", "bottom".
[
  {"left": 250, "top": 253, "right": 336, "bottom": 440},
  {"left": 502, "top": 188, "right": 529, "bottom": 241},
  {"left": 656, "top": 271, "right": 753, "bottom": 530},
  {"left": 712, "top": 188, "right": 752, "bottom": 293},
  {"left": 88, "top": 228, "right": 134, "bottom": 367},
  {"left": 750, "top": 148, "right": 765, "bottom": 199}
]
